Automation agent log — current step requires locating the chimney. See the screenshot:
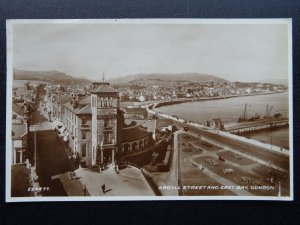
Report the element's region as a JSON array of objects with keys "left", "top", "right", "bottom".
[{"left": 73, "top": 100, "right": 79, "bottom": 109}]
